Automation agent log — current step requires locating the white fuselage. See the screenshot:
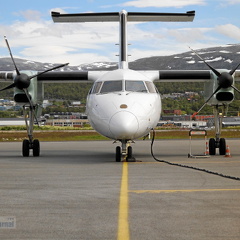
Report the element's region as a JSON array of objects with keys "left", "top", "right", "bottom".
[{"left": 86, "top": 69, "right": 161, "bottom": 140}]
